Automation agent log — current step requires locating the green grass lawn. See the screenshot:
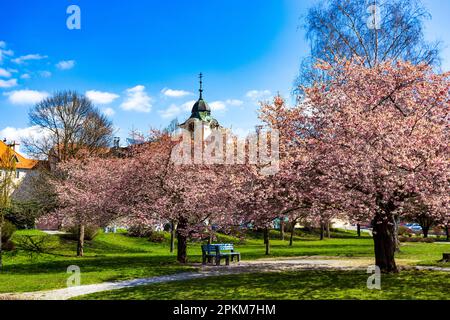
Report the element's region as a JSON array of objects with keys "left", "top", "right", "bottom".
[
  {"left": 0, "top": 230, "right": 195, "bottom": 293},
  {"left": 74, "top": 270, "right": 450, "bottom": 300},
  {"left": 0, "top": 228, "right": 449, "bottom": 294}
]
